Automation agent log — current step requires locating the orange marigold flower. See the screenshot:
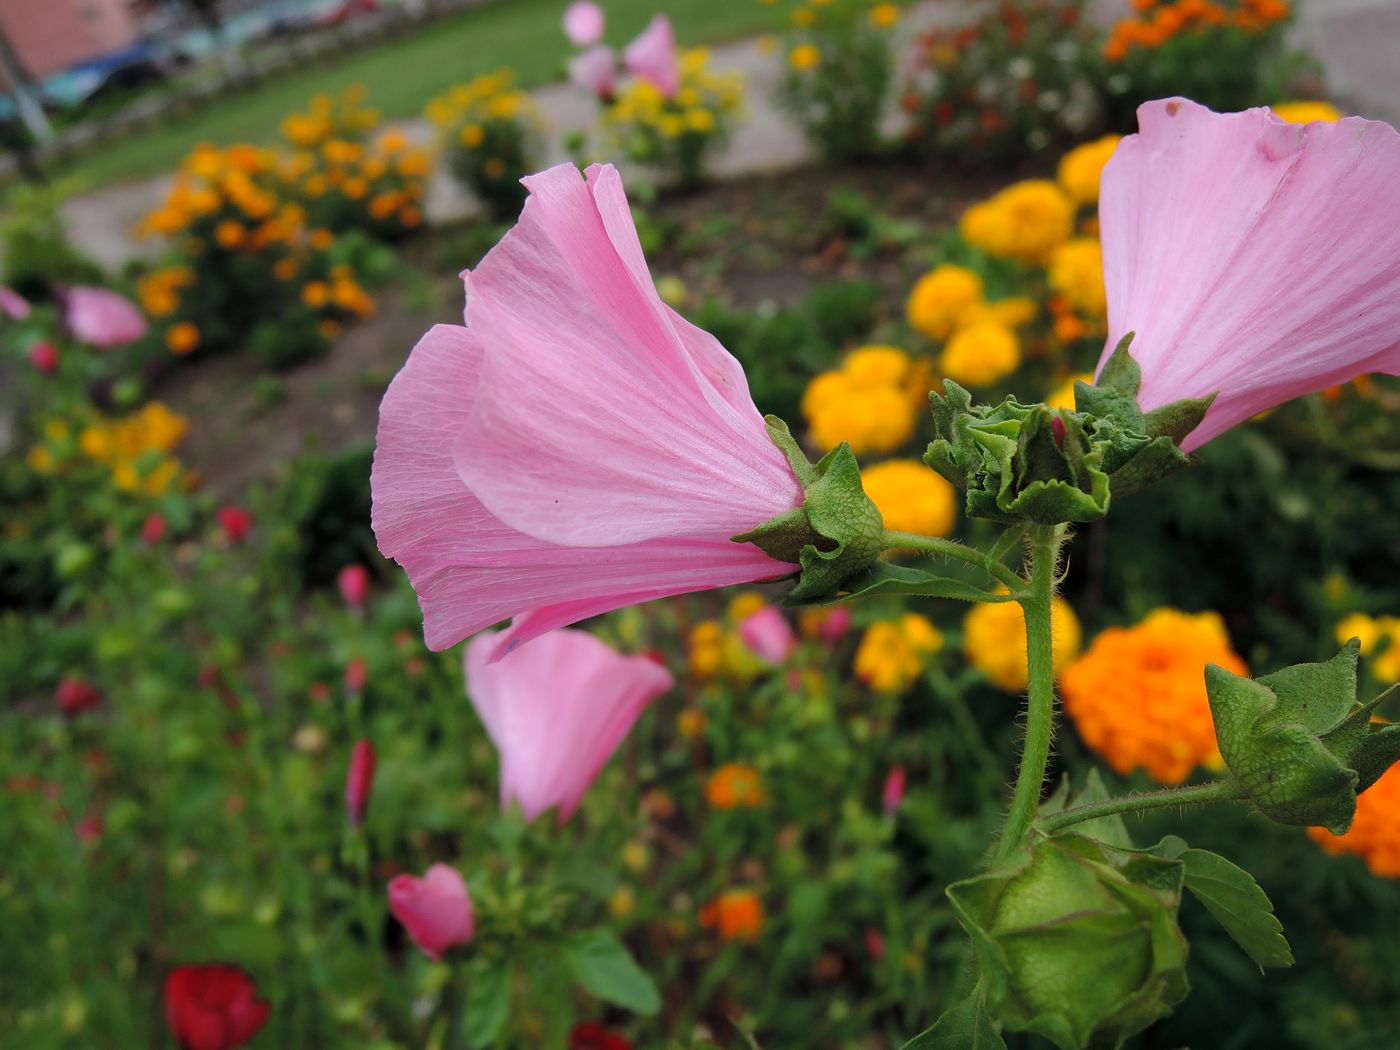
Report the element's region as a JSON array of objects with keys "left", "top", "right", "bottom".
[
  {"left": 699, "top": 889, "right": 764, "bottom": 942},
  {"left": 706, "top": 763, "right": 764, "bottom": 808},
  {"left": 1308, "top": 763, "right": 1400, "bottom": 877},
  {"left": 165, "top": 322, "right": 200, "bottom": 356},
  {"left": 1061, "top": 609, "right": 1247, "bottom": 784}
]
